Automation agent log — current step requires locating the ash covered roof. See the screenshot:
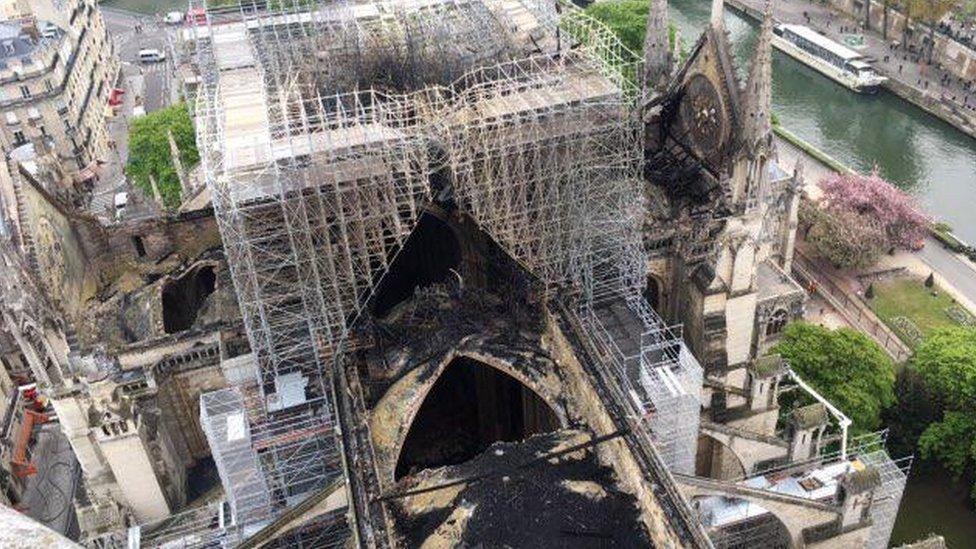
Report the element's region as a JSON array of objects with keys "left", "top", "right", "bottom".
[{"left": 390, "top": 429, "right": 650, "bottom": 548}]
